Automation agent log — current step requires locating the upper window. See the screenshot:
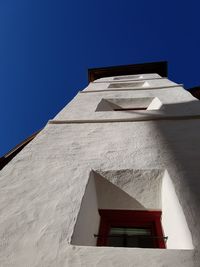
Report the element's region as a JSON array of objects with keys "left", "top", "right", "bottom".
[
  {"left": 95, "top": 97, "right": 163, "bottom": 112},
  {"left": 108, "top": 81, "right": 149, "bottom": 89},
  {"left": 113, "top": 75, "right": 143, "bottom": 80},
  {"left": 113, "top": 107, "right": 147, "bottom": 111},
  {"left": 97, "top": 210, "right": 166, "bottom": 249}
]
